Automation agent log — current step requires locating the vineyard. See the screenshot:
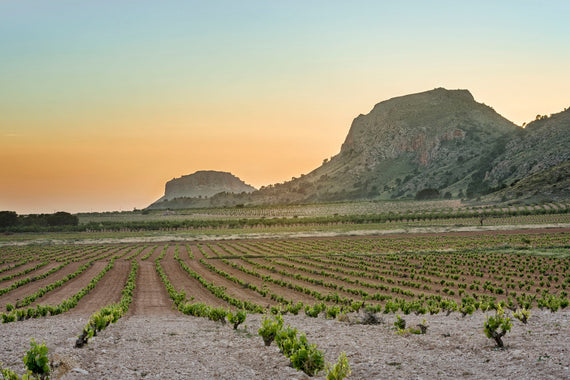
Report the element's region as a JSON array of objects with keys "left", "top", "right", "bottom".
[{"left": 1, "top": 228, "right": 569, "bottom": 378}]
